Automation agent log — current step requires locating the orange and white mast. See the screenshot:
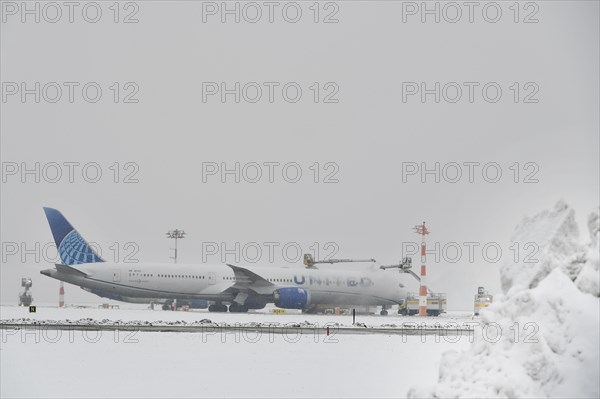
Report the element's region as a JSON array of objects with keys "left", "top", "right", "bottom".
[{"left": 414, "top": 222, "right": 429, "bottom": 316}]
